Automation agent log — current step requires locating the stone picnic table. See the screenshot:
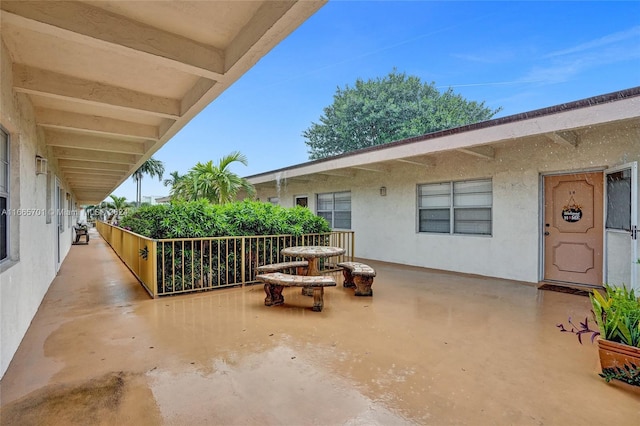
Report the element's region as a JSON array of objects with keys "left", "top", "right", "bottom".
[
  {"left": 280, "top": 245, "right": 346, "bottom": 277},
  {"left": 256, "top": 245, "right": 346, "bottom": 311}
]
